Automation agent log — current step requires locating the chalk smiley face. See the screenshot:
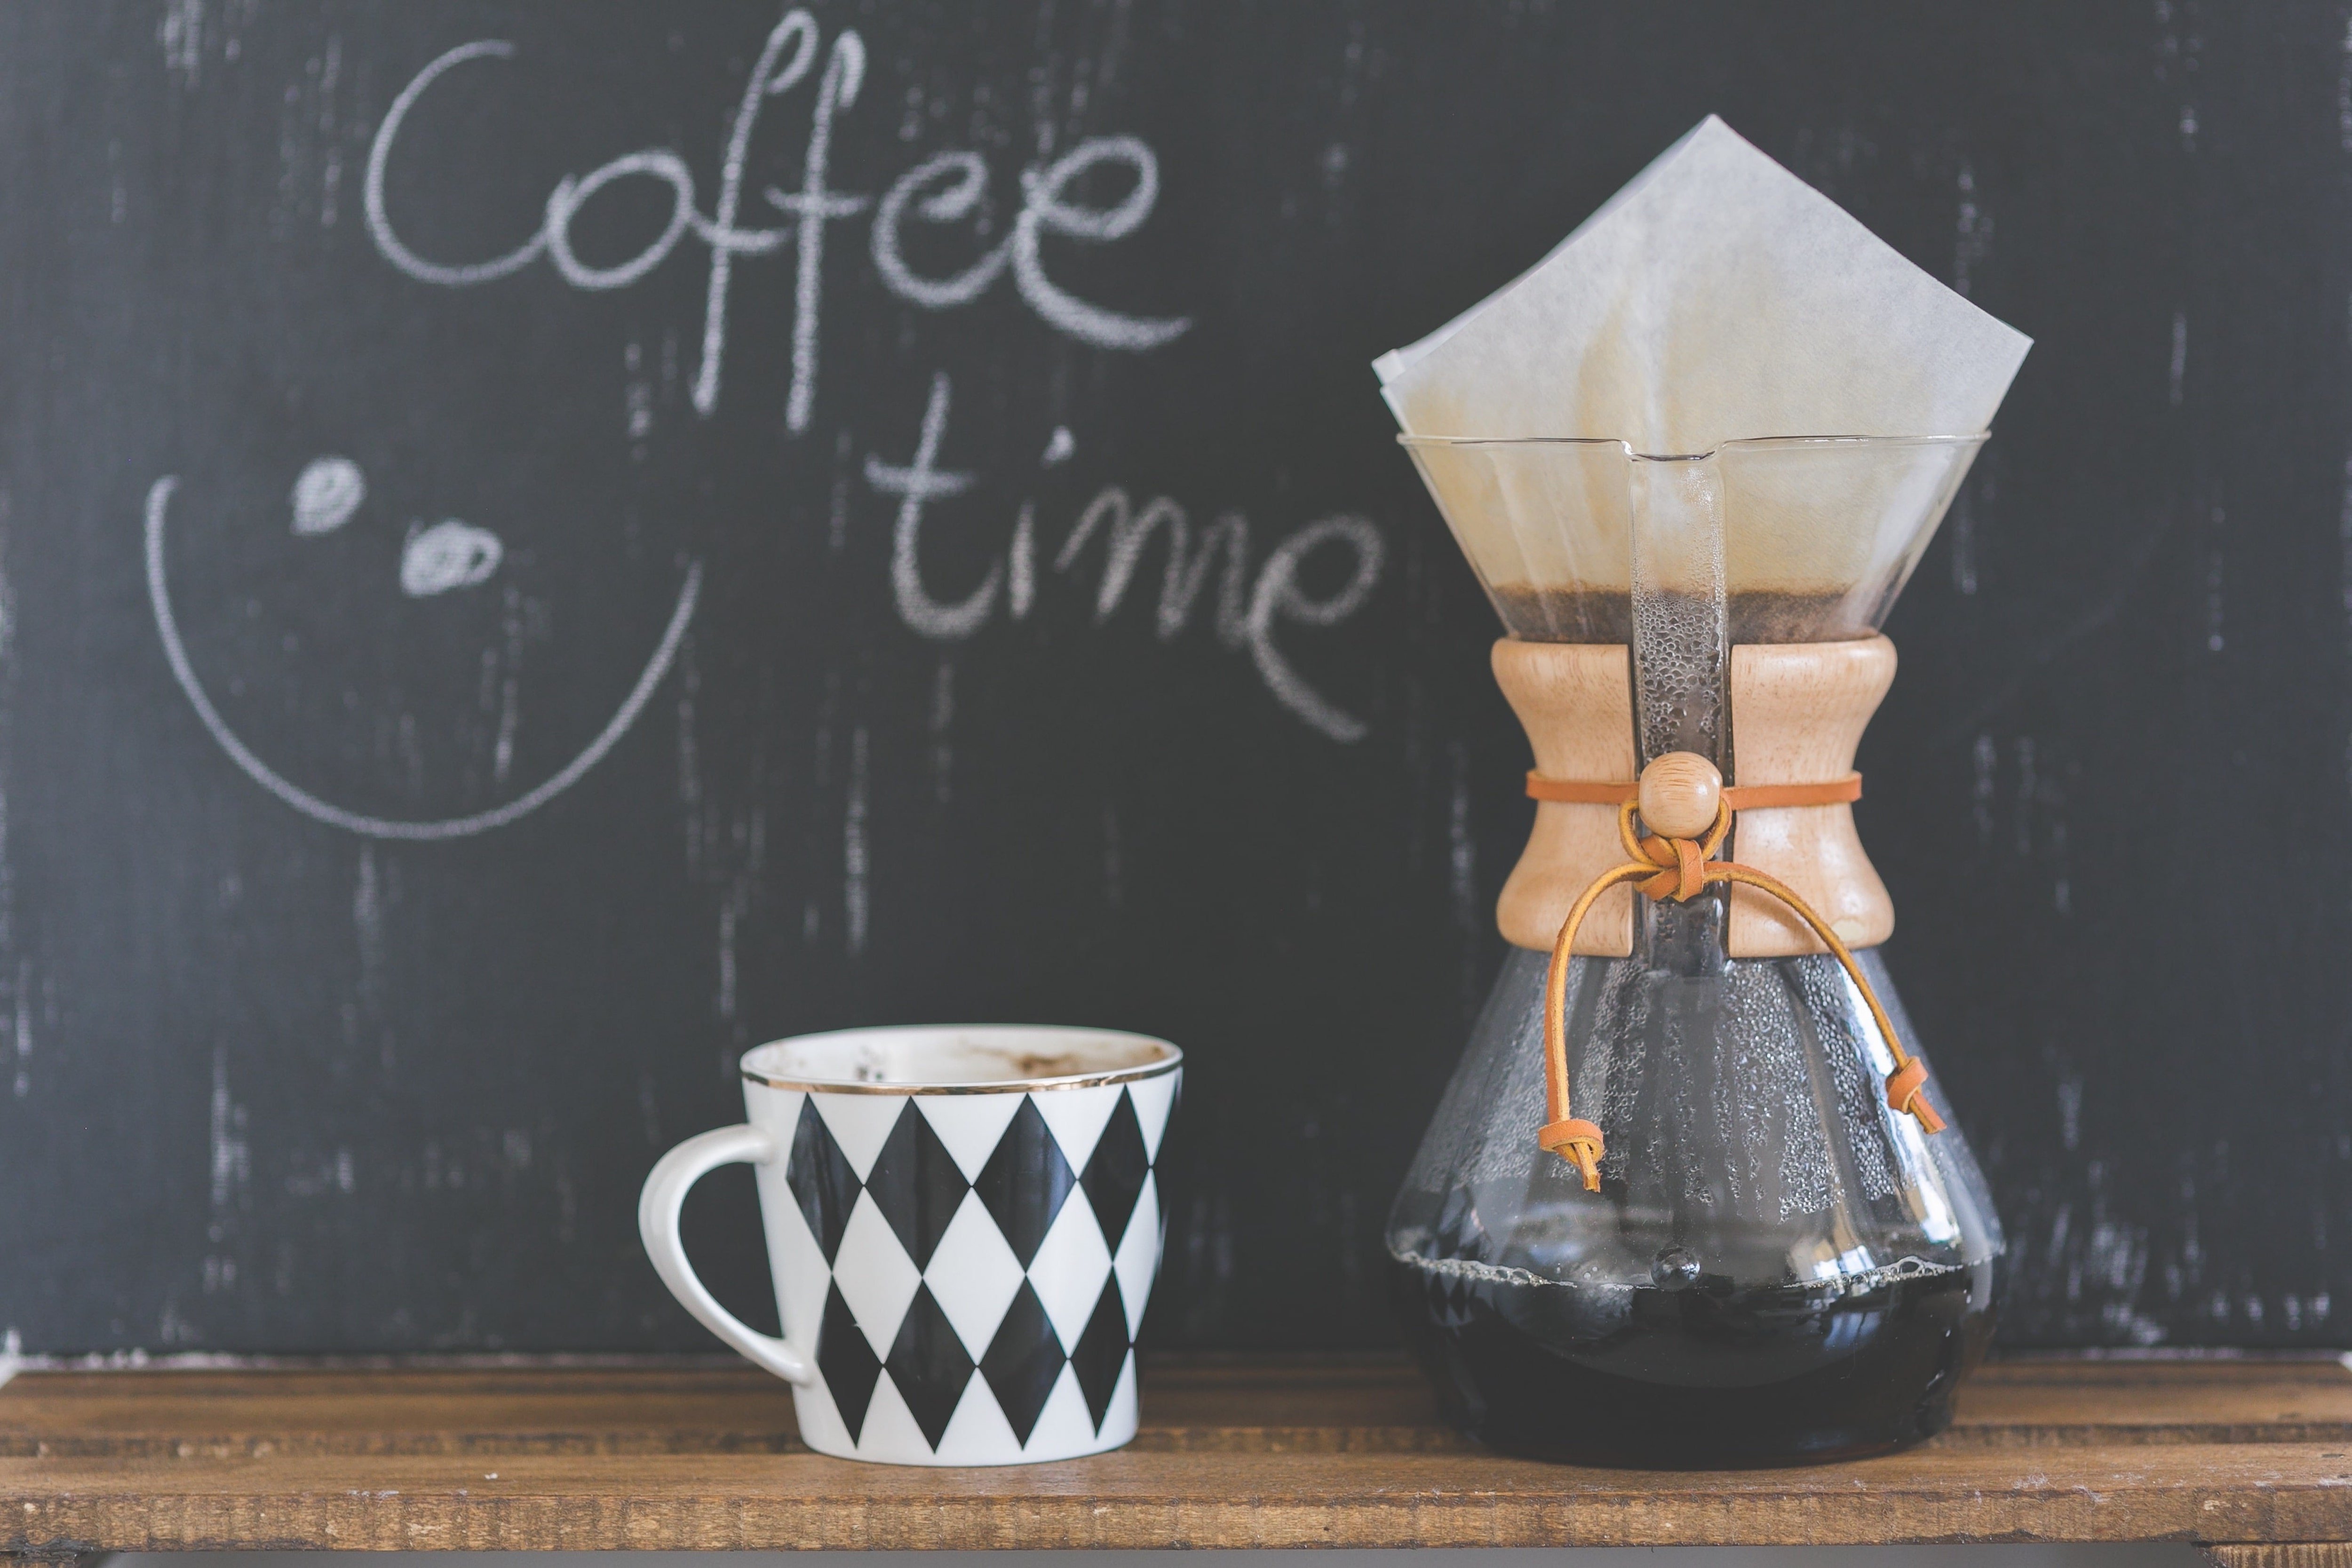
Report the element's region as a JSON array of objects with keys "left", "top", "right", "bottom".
[
  {"left": 289, "top": 456, "right": 507, "bottom": 598},
  {"left": 145, "top": 461, "right": 701, "bottom": 840}
]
